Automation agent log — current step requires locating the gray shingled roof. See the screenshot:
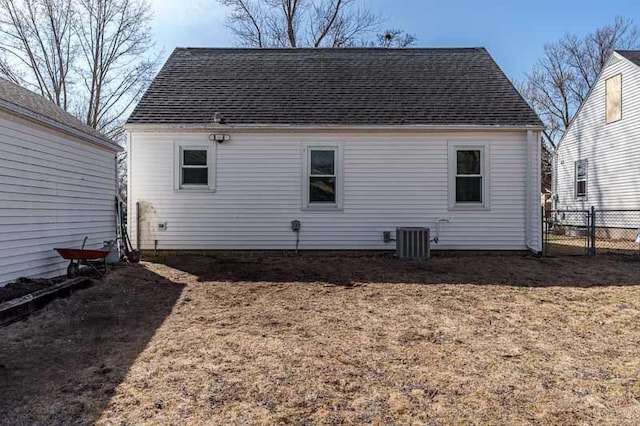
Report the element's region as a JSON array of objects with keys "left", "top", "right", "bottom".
[
  {"left": 127, "top": 47, "right": 542, "bottom": 127},
  {"left": 616, "top": 50, "right": 640, "bottom": 67},
  {"left": 0, "top": 78, "right": 118, "bottom": 149}
]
